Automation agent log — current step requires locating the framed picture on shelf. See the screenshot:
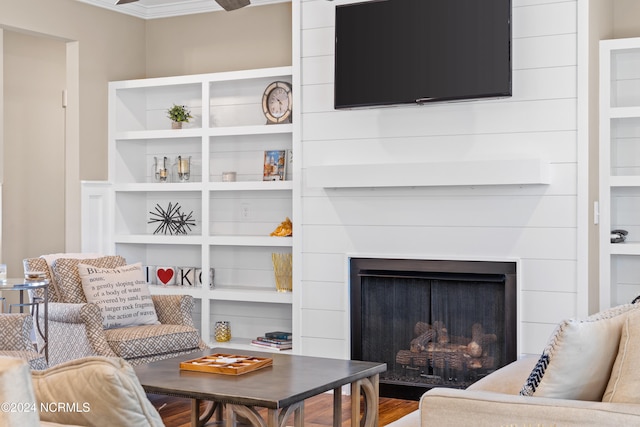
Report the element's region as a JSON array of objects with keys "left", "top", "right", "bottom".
[{"left": 263, "top": 150, "right": 287, "bottom": 181}]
